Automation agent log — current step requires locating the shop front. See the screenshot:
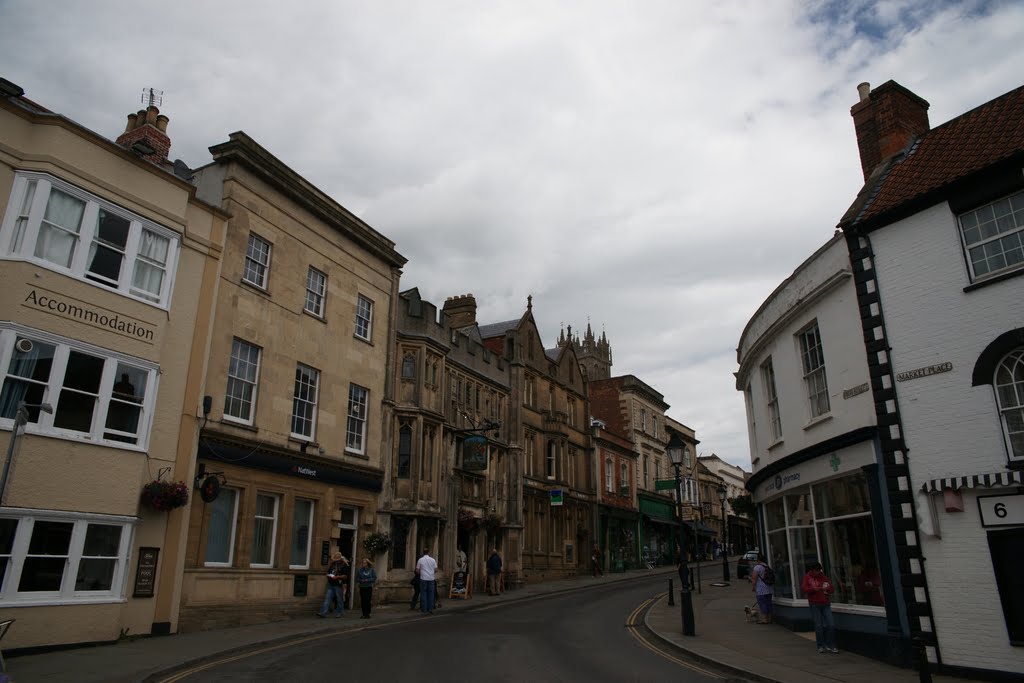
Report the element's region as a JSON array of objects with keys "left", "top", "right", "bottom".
[
  {"left": 639, "top": 493, "right": 678, "bottom": 567},
  {"left": 750, "top": 437, "right": 910, "bottom": 663},
  {"left": 599, "top": 505, "right": 640, "bottom": 572}
]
